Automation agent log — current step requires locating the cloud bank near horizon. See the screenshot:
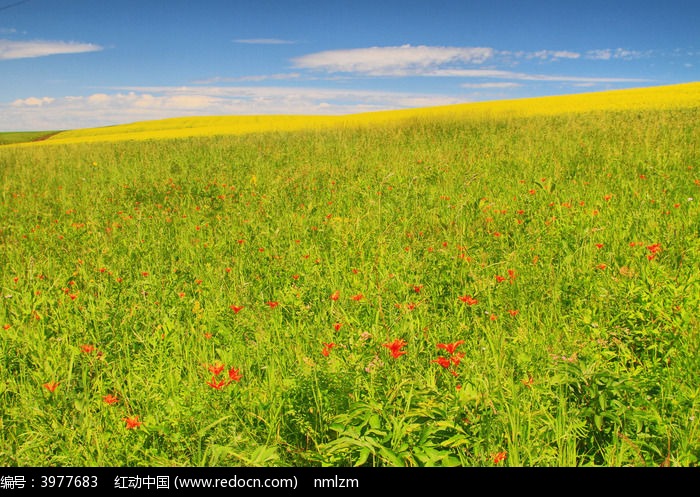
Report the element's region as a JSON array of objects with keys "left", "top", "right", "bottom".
[
  {"left": 3, "top": 85, "right": 465, "bottom": 131},
  {"left": 0, "top": 42, "right": 669, "bottom": 130}
]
